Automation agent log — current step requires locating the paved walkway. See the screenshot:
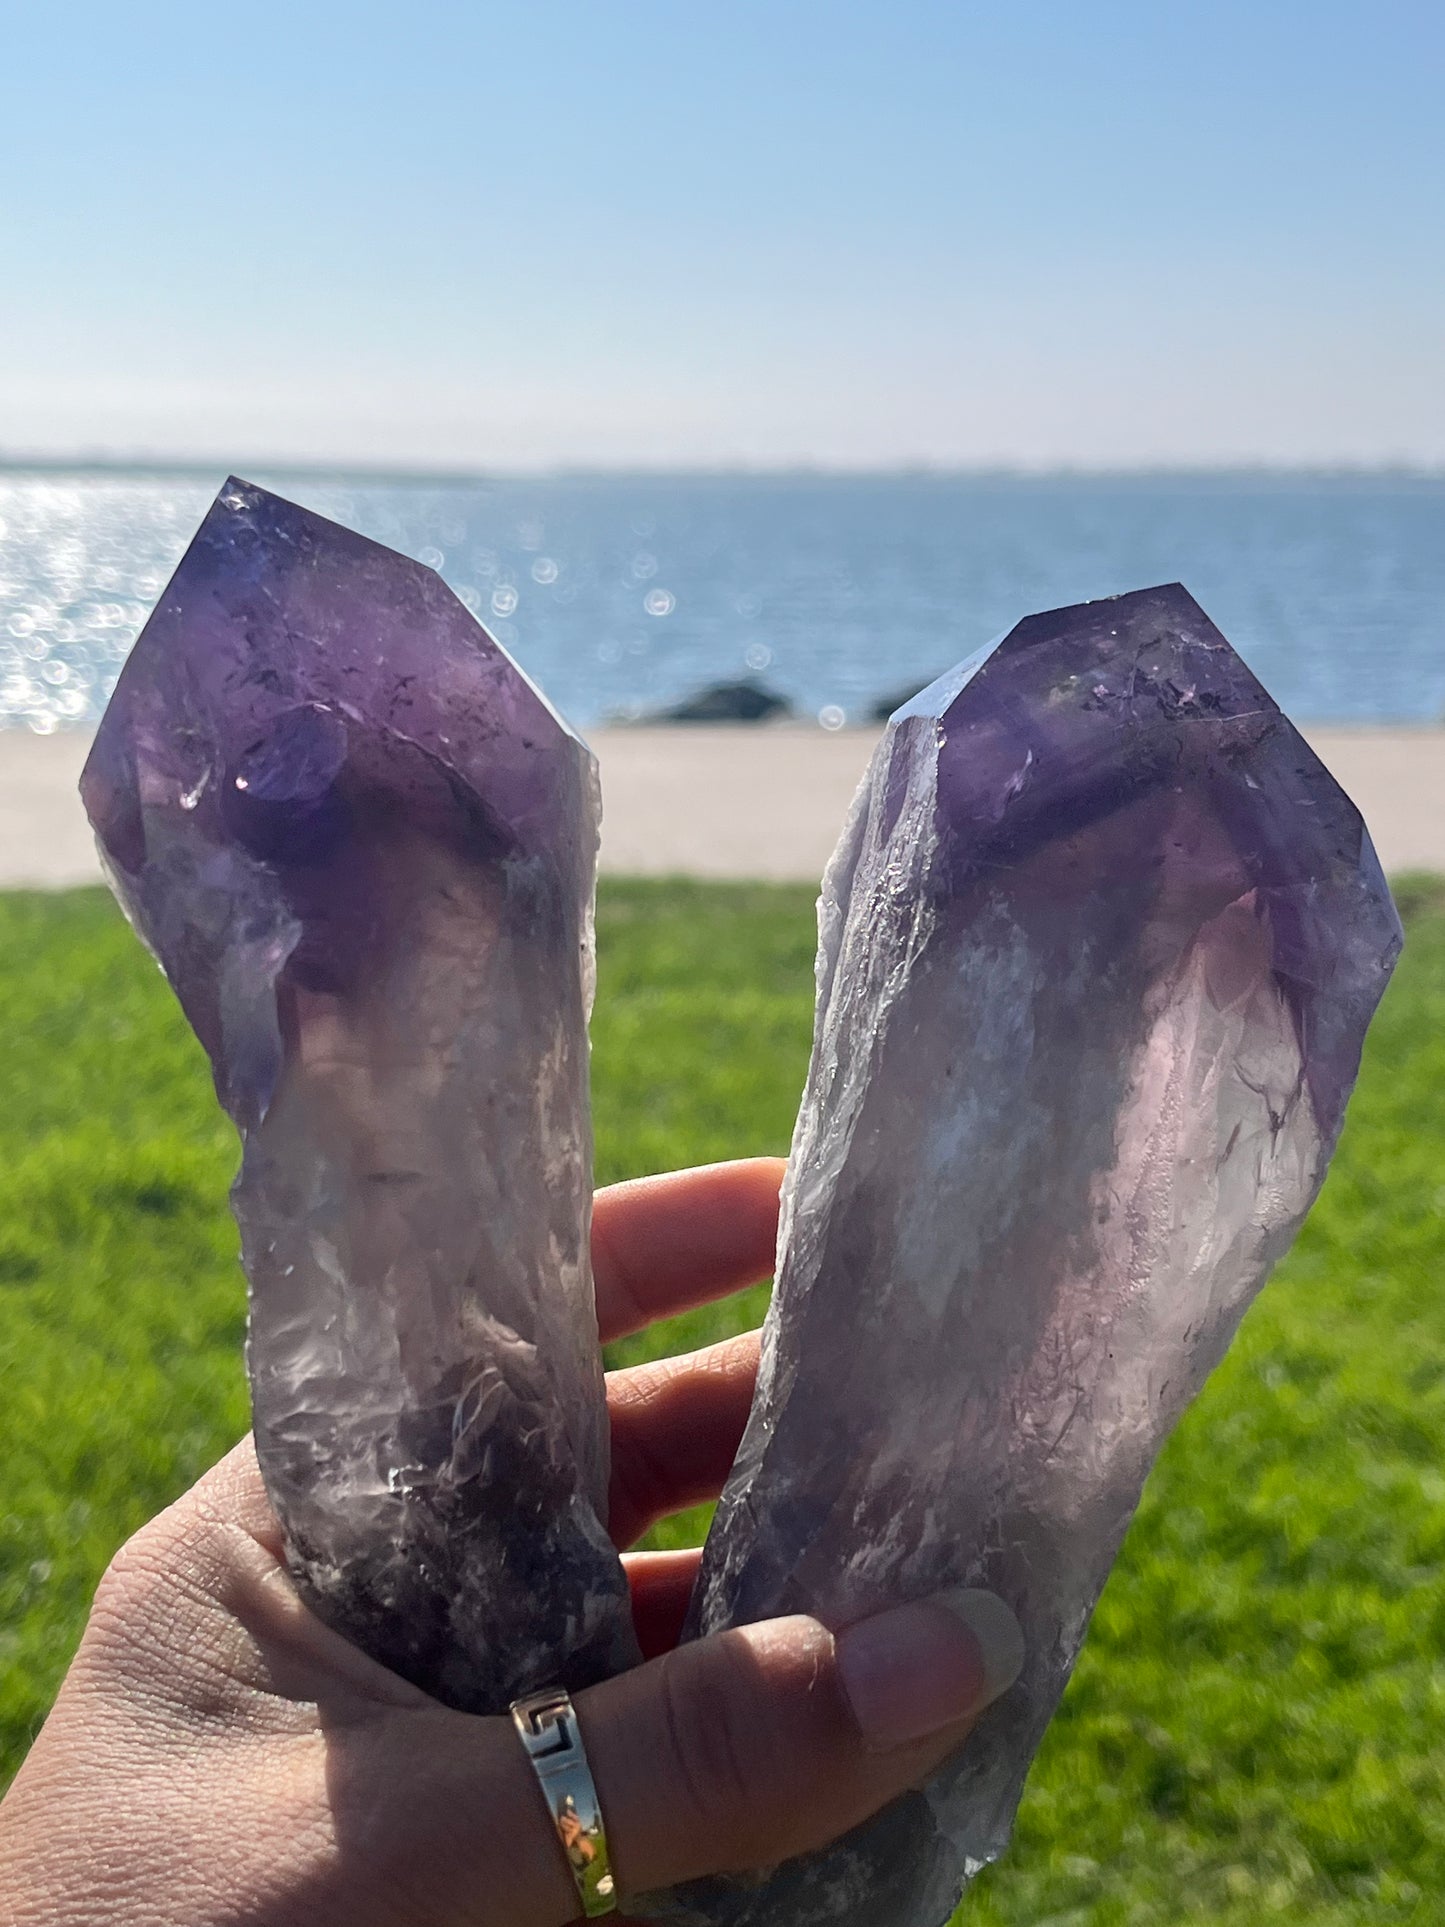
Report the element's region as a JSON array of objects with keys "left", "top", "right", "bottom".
[{"left": 2, "top": 724, "right": 1441, "bottom": 888}]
